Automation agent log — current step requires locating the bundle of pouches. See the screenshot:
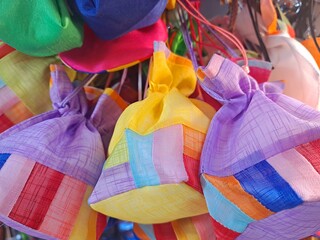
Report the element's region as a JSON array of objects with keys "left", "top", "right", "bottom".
[
  {"left": 197, "top": 53, "right": 320, "bottom": 239},
  {"left": 0, "top": 65, "right": 128, "bottom": 239},
  {"left": 235, "top": 0, "right": 320, "bottom": 109},
  {"left": 0, "top": 0, "right": 83, "bottom": 57},
  {"left": 88, "top": 42, "right": 216, "bottom": 223},
  {"left": 133, "top": 213, "right": 215, "bottom": 239},
  {"left": 60, "top": 20, "right": 168, "bottom": 73},
  {"left": 68, "top": 0, "right": 167, "bottom": 40}
]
